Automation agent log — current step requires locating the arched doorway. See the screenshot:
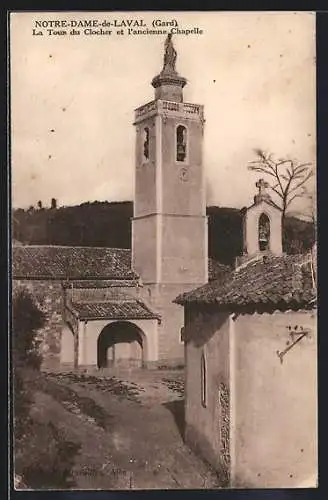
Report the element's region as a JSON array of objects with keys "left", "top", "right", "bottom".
[{"left": 97, "top": 321, "right": 145, "bottom": 369}]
